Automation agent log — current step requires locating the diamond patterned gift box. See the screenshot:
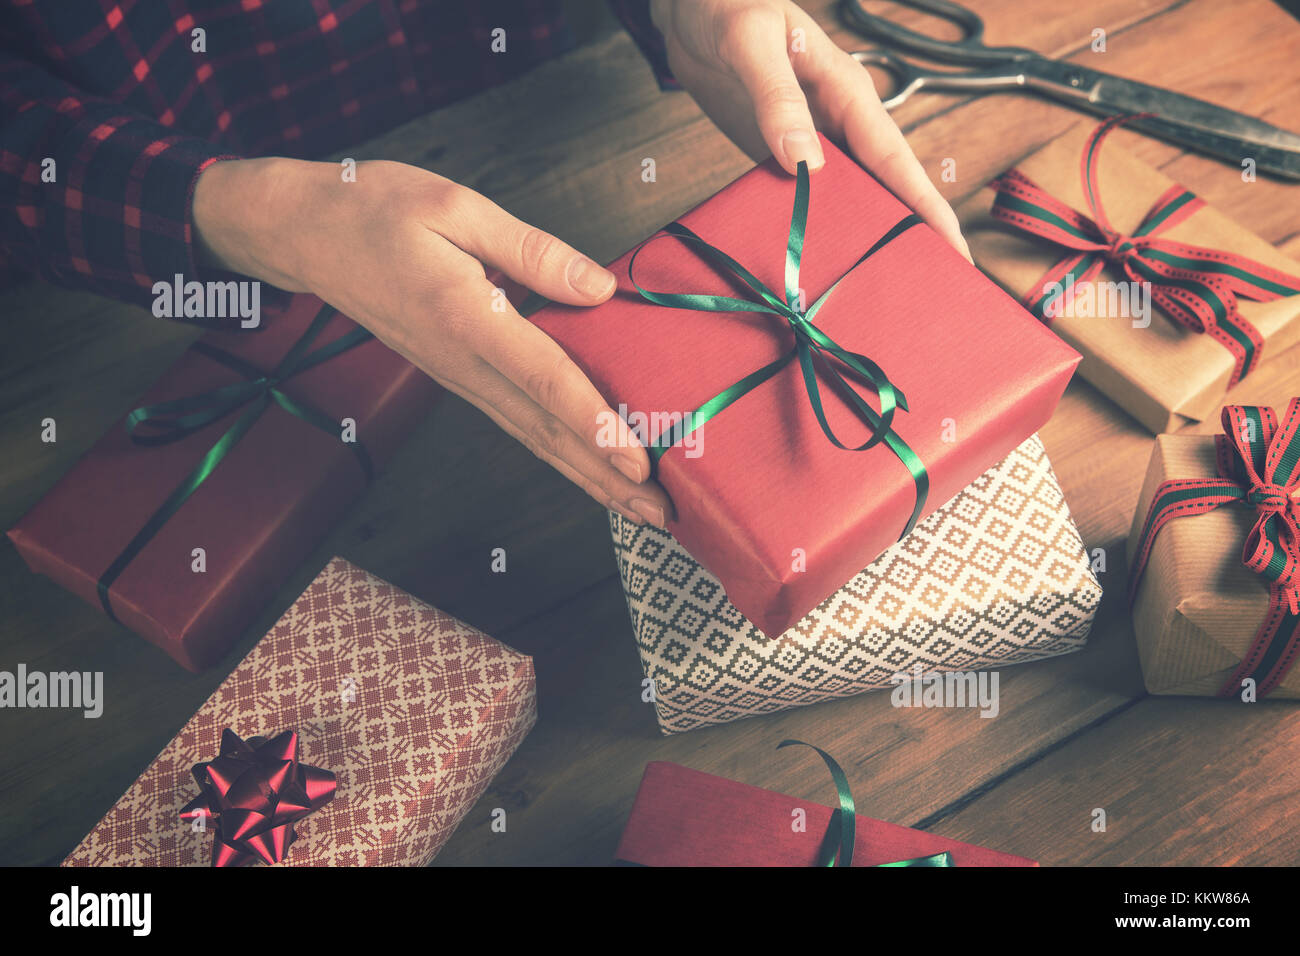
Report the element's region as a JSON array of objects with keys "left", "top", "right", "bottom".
[
  {"left": 62, "top": 557, "right": 536, "bottom": 866},
  {"left": 611, "top": 434, "right": 1101, "bottom": 734}
]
